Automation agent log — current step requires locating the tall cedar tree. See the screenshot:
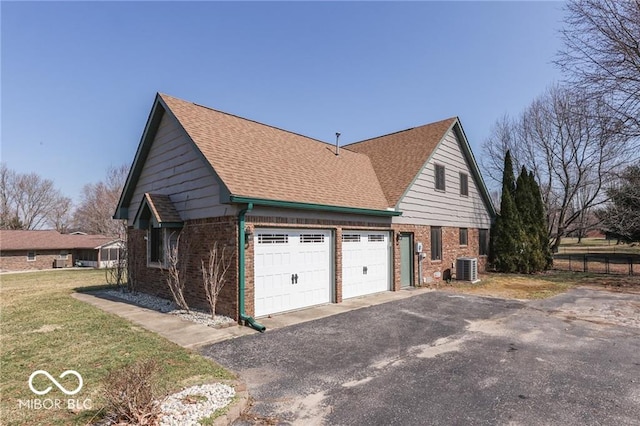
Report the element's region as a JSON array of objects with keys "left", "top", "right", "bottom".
[
  {"left": 515, "top": 167, "right": 548, "bottom": 272},
  {"left": 490, "top": 151, "right": 525, "bottom": 272},
  {"left": 529, "top": 171, "right": 553, "bottom": 268}
]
